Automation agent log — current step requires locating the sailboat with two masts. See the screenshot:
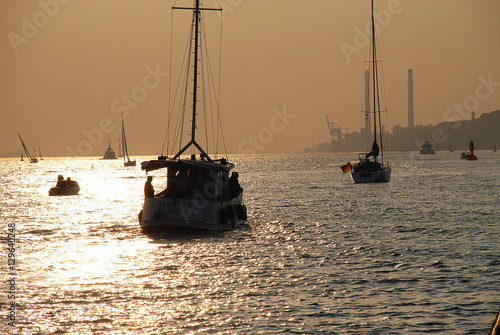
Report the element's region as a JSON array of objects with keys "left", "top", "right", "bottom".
[
  {"left": 139, "top": 0, "right": 247, "bottom": 232},
  {"left": 343, "top": 0, "right": 391, "bottom": 183},
  {"left": 18, "top": 133, "right": 38, "bottom": 163},
  {"left": 121, "top": 113, "right": 136, "bottom": 167}
]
